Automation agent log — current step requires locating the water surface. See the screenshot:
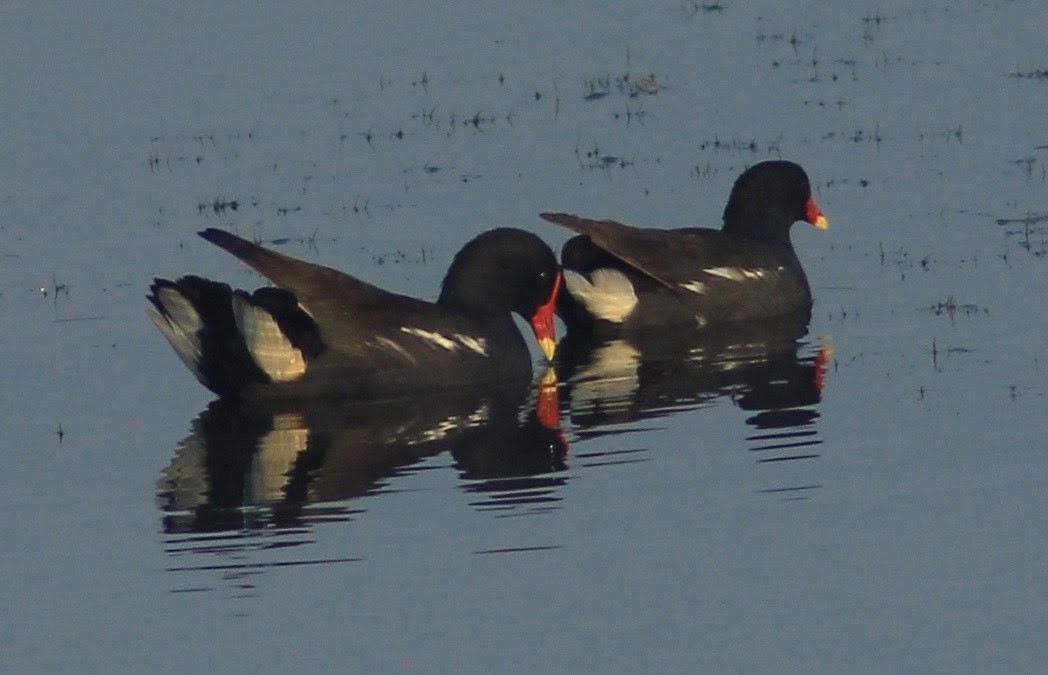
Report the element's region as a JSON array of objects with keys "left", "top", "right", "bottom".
[{"left": 1, "top": 1, "right": 1045, "bottom": 671}]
